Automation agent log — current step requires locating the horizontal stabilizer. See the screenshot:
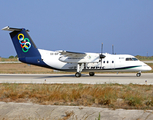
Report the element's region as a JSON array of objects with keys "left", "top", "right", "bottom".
[{"left": 2, "top": 26, "right": 29, "bottom": 32}]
